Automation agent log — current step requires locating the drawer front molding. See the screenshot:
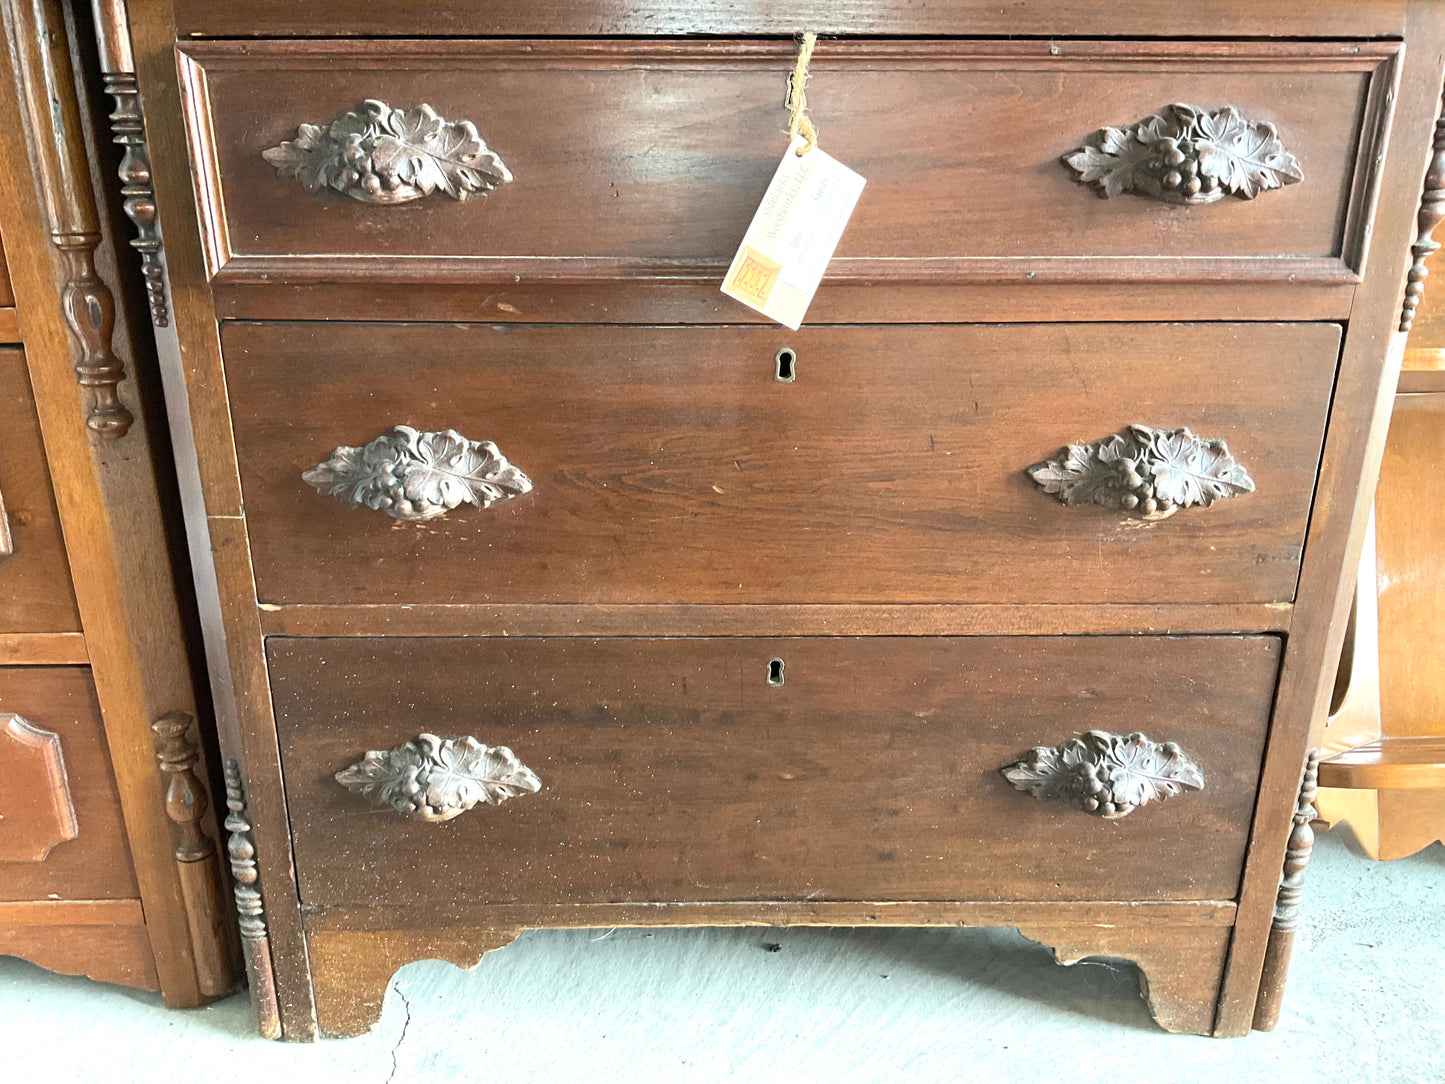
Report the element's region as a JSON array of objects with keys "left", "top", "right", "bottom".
[
  {"left": 1001, "top": 730, "right": 1206, "bottom": 819},
  {"left": 263, "top": 99, "right": 512, "bottom": 204},
  {"left": 303, "top": 425, "right": 533, "bottom": 521},
  {"left": 1027, "top": 424, "right": 1255, "bottom": 520},
  {"left": 229, "top": 322, "right": 1333, "bottom": 607},
  {"left": 335, "top": 733, "right": 542, "bottom": 822},
  {"left": 179, "top": 39, "right": 1398, "bottom": 286},
  {"left": 0, "top": 713, "right": 79, "bottom": 861},
  {"left": 1066, "top": 103, "right": 1303, "bottom": 204},
  {"left": 274, "top": 636, "right": 1277, "bottom": 907}
]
